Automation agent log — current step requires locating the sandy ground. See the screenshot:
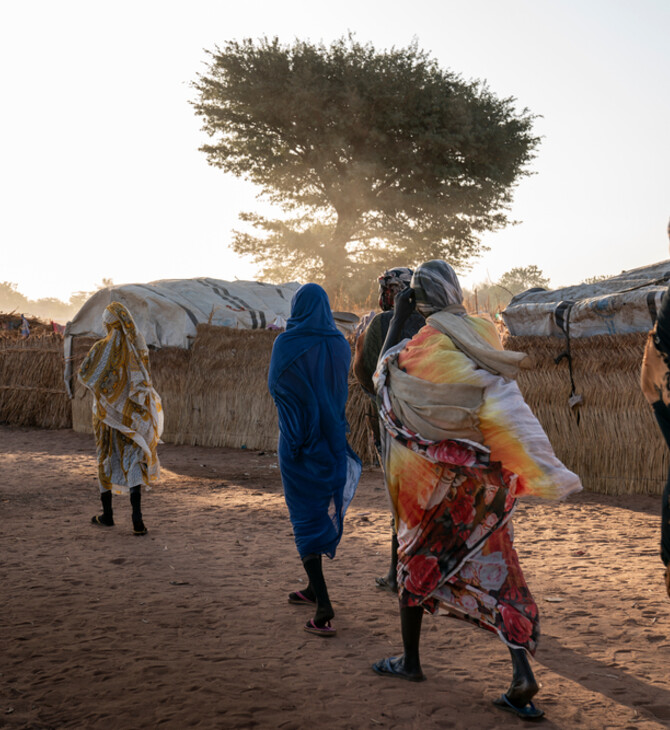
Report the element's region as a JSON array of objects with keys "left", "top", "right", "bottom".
[{"left": 2, "top": 425, "right": 670, "bottom": 729}]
